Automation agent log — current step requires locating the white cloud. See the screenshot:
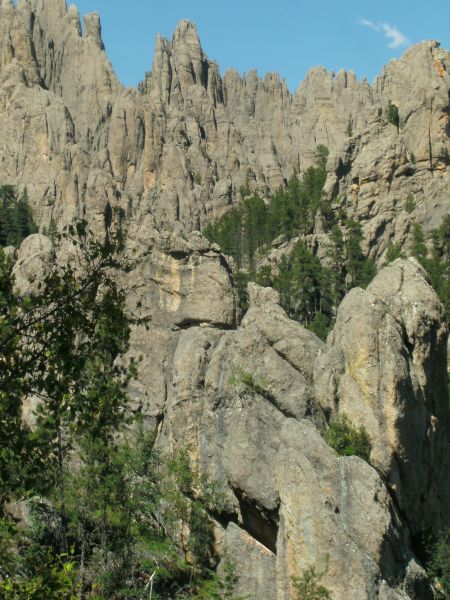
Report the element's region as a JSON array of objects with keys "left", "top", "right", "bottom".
[
  {"left": 359, "top": 18, "right": 380, "bottom": 32},
  {"left": 381, "top": 23, "right": 409, "bottom": 48},
  {"left": 359, "top": 18, "right": 409, "bottom": 48}
]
